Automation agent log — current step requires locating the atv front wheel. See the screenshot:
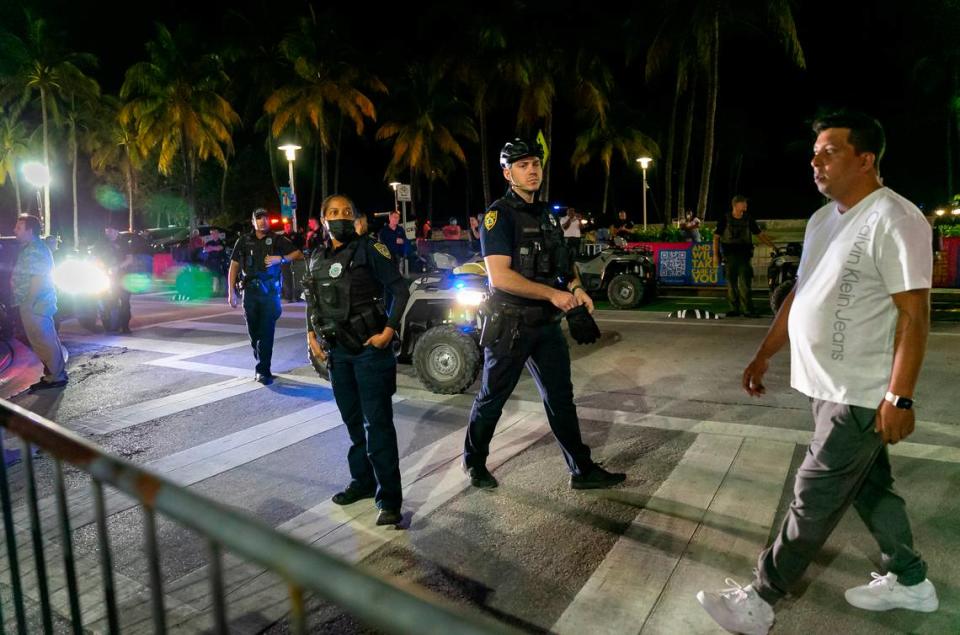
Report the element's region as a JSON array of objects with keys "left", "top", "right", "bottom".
[
  {"left": 412, "top": 324, "right": 481, "bottom": 394},
  {"left": 770, "top": 279, "right": 795, "bottom": 315},
  {"left": 607, "top": 273, "right": 644, "bottom": 309}
]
